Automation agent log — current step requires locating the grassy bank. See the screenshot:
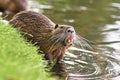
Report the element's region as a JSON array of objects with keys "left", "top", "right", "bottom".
[{"left": 0, "top": 21, "right": 55, "bottom": 80}]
